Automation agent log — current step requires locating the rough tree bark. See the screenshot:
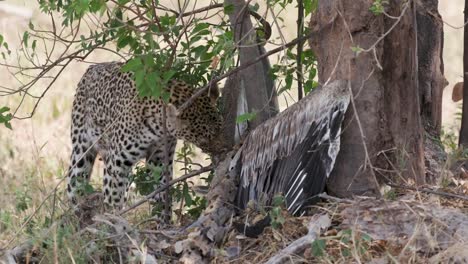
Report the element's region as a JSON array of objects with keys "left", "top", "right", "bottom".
[
  {"left": 416, "top": 0, "right": 448, "bottom": 182},
  {"left": 309, "top": 0, "right": 428, "bottom": 197},
  {"left": 461, "top": 0, "right": 468, "bottom": 147},
  {"left": 416, "top": 0, "right": 447, "bottom": 135}
]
